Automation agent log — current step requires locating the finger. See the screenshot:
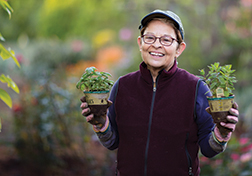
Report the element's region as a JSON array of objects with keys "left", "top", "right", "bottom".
[
  {"left": 82, "top": 107, "right": 91, "bottom": 116},
  {"left": 220, "top": 122, "right": 236, "bottom": 131},
  {"left": 106, "top": 99, "right": 113, "bottom": 108},
  {"left": 80, "top": 102, "right": 88, "bottom": 110},
  {"left": 86, "top": 114, "right": 94, "bottom": 122},
  {"left": 232, "top": 102, "right": 238, "bottom": 109},
  {"left": 80, "top": 96, "right": 86, "bottom": 102},
  {"left": 229, "top": 108, "right": 239, "bottom": 117},
  {"left": 226, "top": 115, "right": 238, "bottom": 124},
  {"left": 205, "top": 107, "right": 211, "bottom": 115}
]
